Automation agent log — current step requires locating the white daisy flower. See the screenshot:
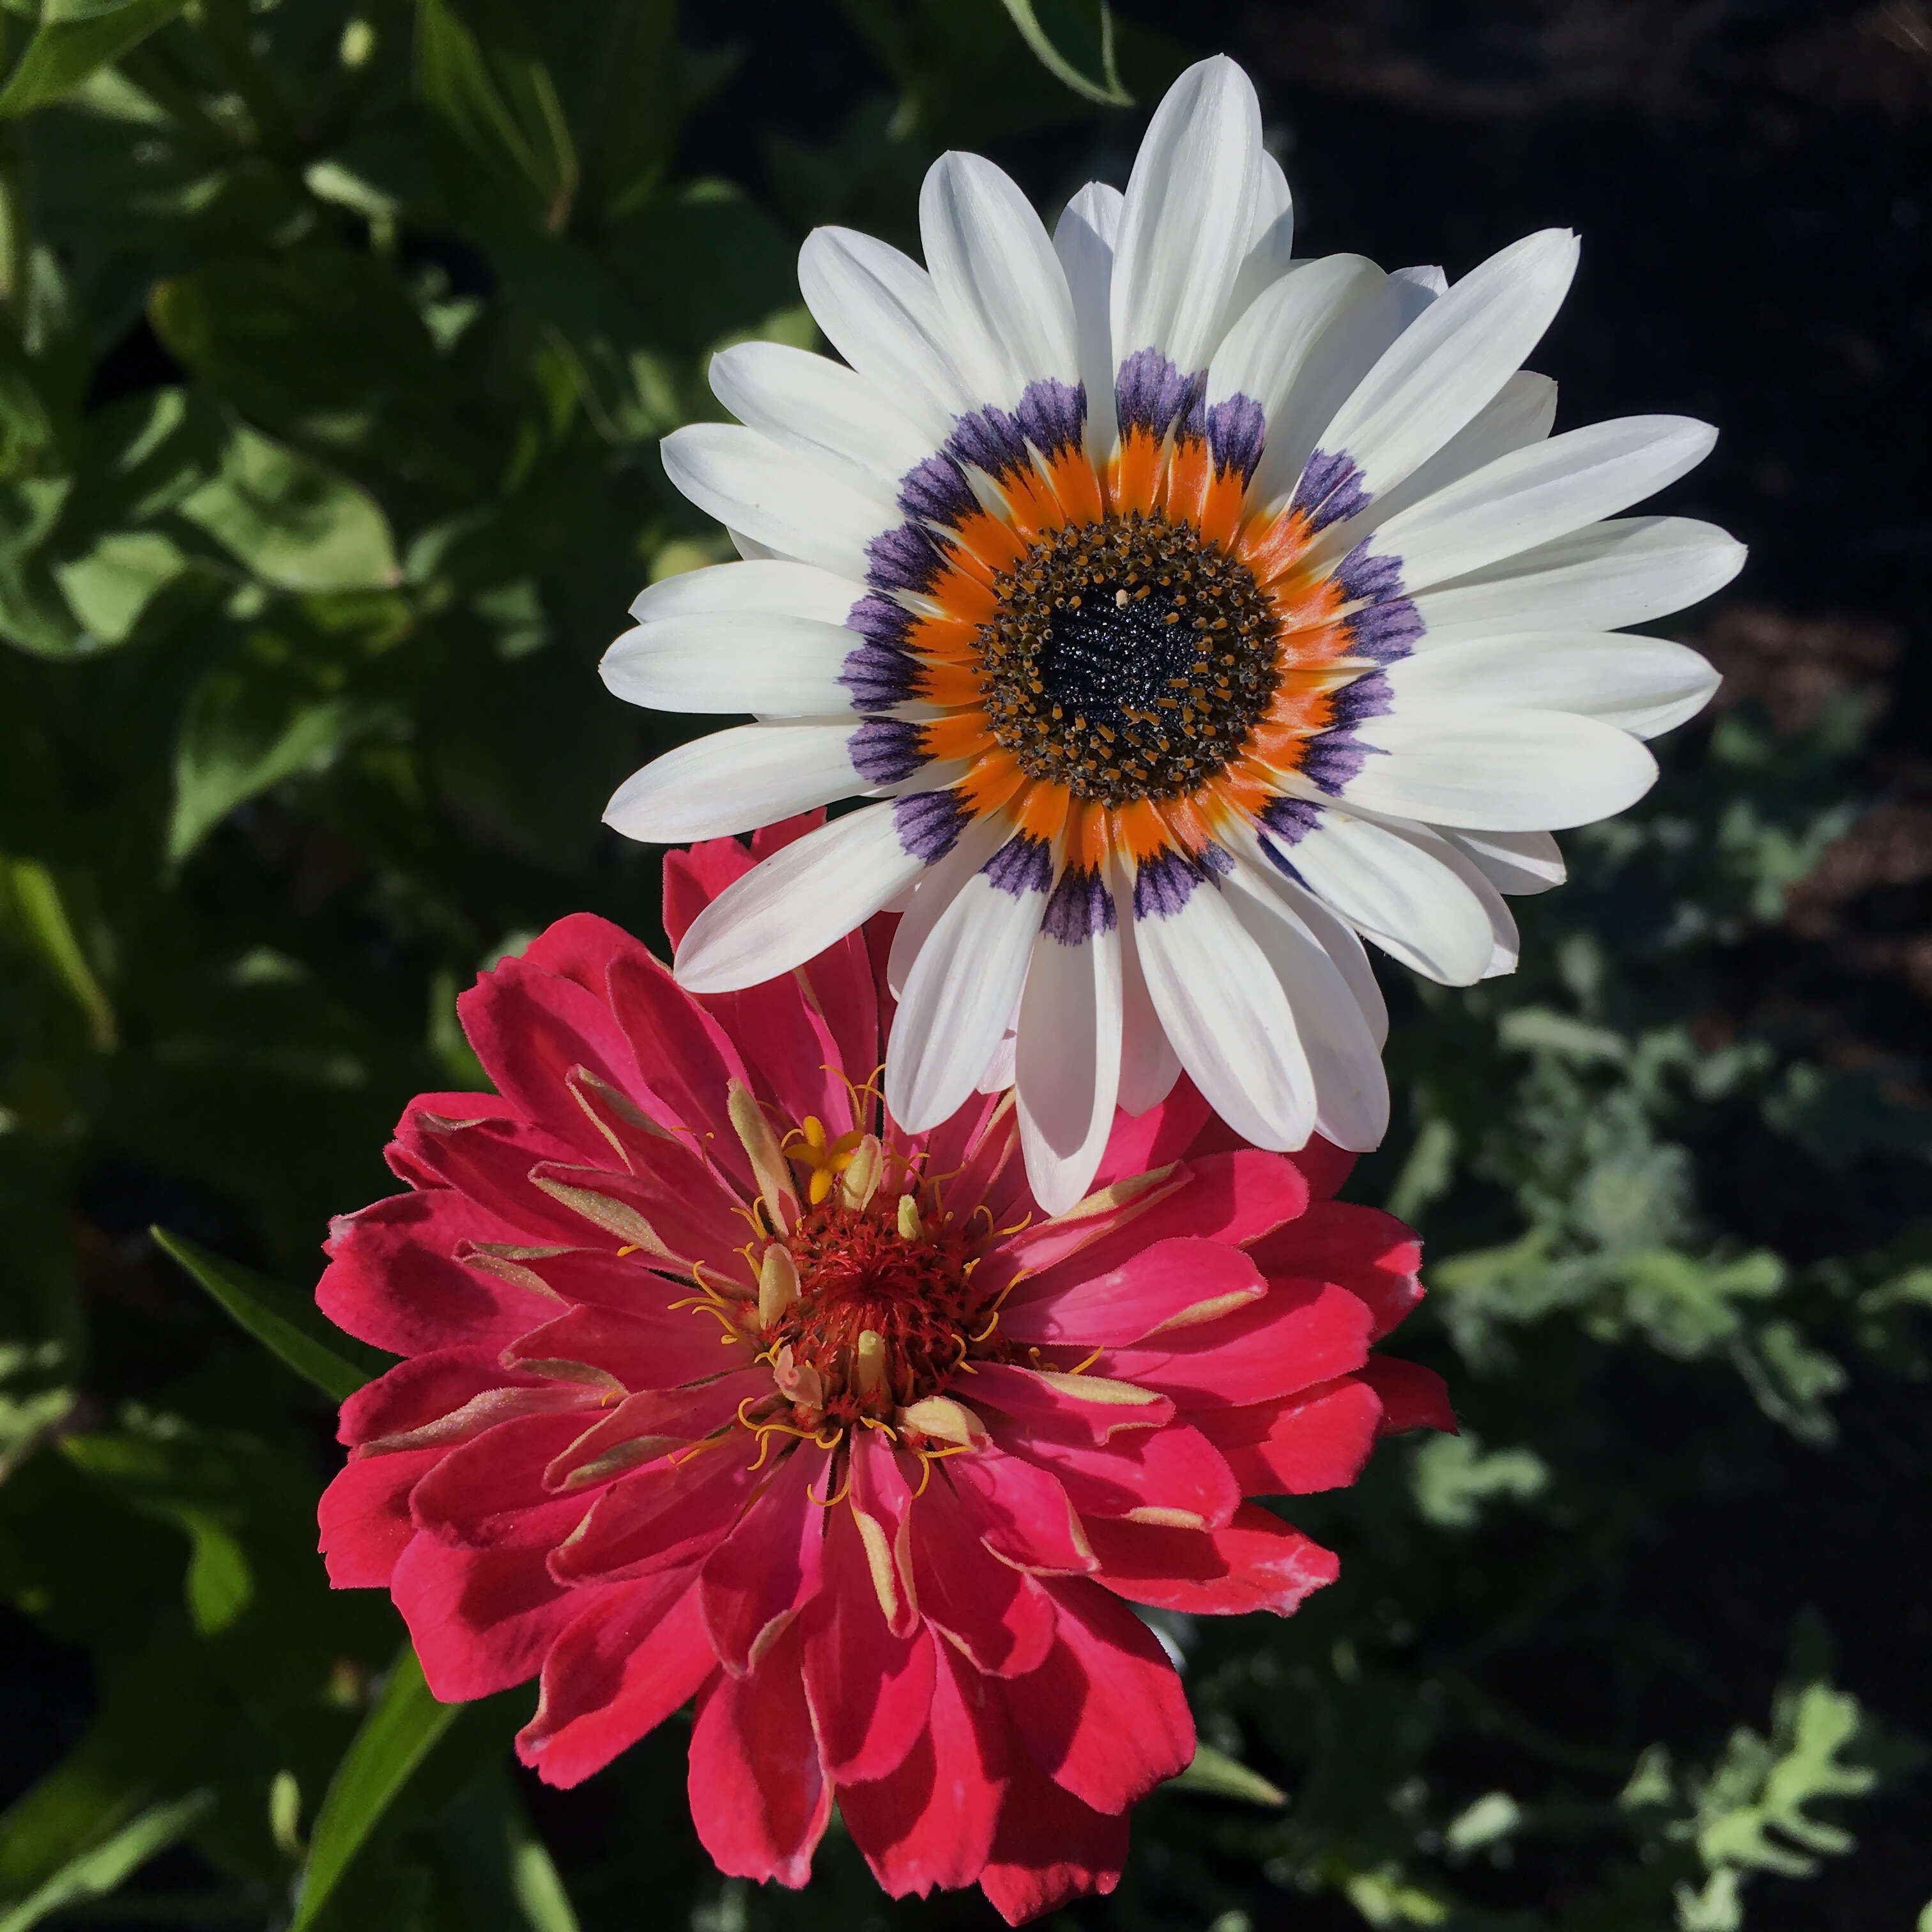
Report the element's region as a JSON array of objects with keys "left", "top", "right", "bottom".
[{"left": 601, "top": 54, "right": 1743, "bottom": 1215}]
